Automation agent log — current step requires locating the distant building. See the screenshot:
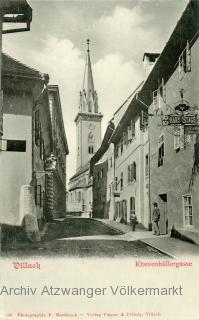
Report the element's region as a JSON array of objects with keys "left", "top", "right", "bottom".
[
  {"left": 90, "top": 121, "right": 115, "bottom": 219},
  {"left": 68, "top": 40, "right": 103, "bottom": 217},
  {"left": 146, "top": 0, "right": 199, "bottom": 242}
]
